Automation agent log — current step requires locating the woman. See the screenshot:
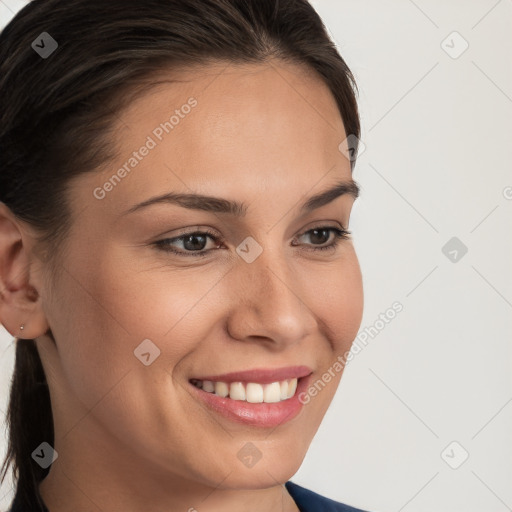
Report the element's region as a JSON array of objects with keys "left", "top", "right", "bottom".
[{"left": 0, "top": 0, "right": 368, "bottom": 510}]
